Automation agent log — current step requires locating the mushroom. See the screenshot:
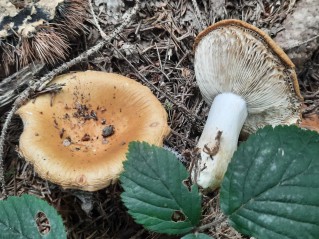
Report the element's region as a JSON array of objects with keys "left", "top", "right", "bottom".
[
  {"left": 16, "top": 71, "right": 170, "bottom": 191},
  {"left": 192, "top": 19, "right": 303, "bottom": 190}
]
